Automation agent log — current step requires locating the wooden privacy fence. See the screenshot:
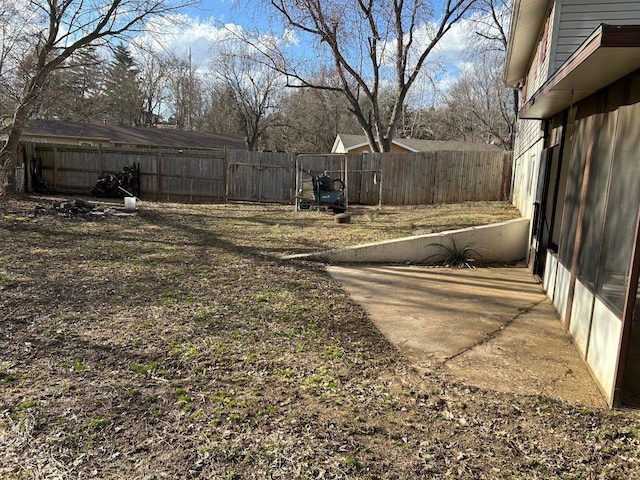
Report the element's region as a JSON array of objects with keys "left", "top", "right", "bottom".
[
  {"left": 297, "top": 151, "right": 512, "bottom": 205},
  {"left": 25, "top": 143, "right": 231, "bottom": 203},
  {"left": 23, "top": 142, "right": 511, "bottom": 205},
  {"left": 227, "top": 150, "right": 293, "bottom": 203}
]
